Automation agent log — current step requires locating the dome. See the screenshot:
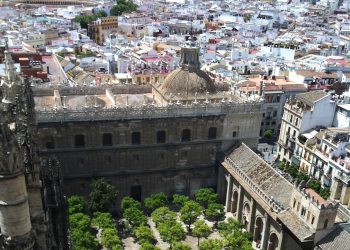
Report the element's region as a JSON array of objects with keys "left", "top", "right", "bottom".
[
  {"left": 158, "top": 46, "right": 216, "bottom": 99},
  {"left": 159, "top": 67, "right": 216, "bottom": 99}
]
